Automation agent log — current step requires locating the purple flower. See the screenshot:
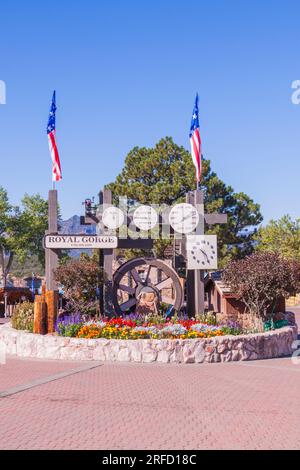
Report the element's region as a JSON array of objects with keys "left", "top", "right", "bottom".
[{"left": 55, "top": 313, "right": 83, "bottom": 333}]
